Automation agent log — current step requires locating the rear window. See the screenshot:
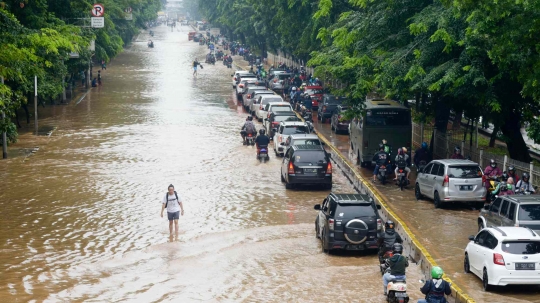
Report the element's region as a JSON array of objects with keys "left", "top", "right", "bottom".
[
  {"left": 501, "top": 241, "right": 540, "bottom": 254},
  {"left": 326, "top": 97, "right": 344, "bottom": 104},
  {"left": 365, "top": 109, "right": 410, "bottom": 126},
  {"left": 263, "top": 98, "right": 283, "bottom": 104},
  {"left": 306, "top": 88, "right": 324, "bottom": 95},
  {"left": 283, "top": 126, "right": 308, "bottom": 135},
  {"left": 337, "top": 205, "right": 376, "bottom": 217},
  {"left": 292, "top": 139, "right": 321, "bottom": 146},
  {"left": 271, "top": 105, "right": 292, "bottom": 112},
  {"left": 518, "top": 204, "right": 540, "bottom": 221},
  {"left": 447, "top": 166, "right": 482, "bottom": 179},
  {"left": 278, "top": 74, "right": 292, "bottom": 80},
  {"left": 275, "top": 116, "right": 300, "bottom": 123},
  {"left": 293, "top": 151, "right": 327, "bottom": 163}
]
